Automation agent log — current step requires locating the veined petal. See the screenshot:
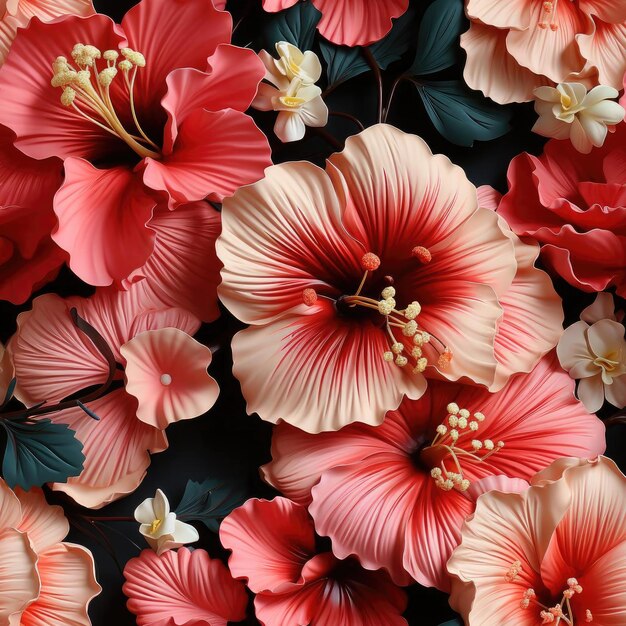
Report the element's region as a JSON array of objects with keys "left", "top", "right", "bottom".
[
  {"left": 14, "top": 488, "right": 68, "bottom": 553},
  {"left": 578, "top": 21, "right": 626, "bottom": 89},
  {"left": 466, "top": 0, "right": 530, "bottom": 28},
  {"left": 0, "top": 478, "right": 22, "bottom": 529},
  {"left": 10, "top": 0, "right": 95, "bottom": 24}
]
